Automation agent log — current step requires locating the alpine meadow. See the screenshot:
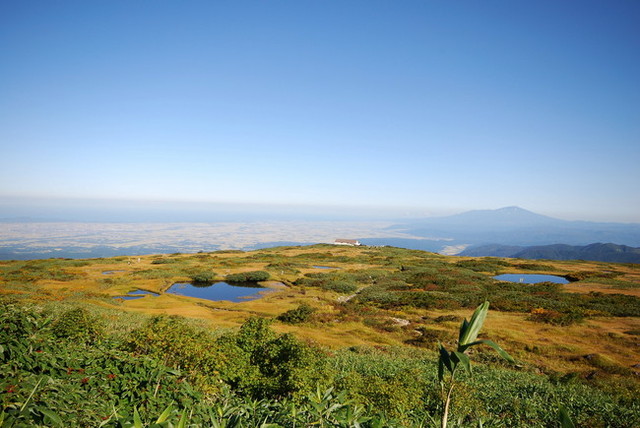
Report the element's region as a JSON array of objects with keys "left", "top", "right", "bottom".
[{"left": 2, "top": 244, "right": 639, "bottom": 426}]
